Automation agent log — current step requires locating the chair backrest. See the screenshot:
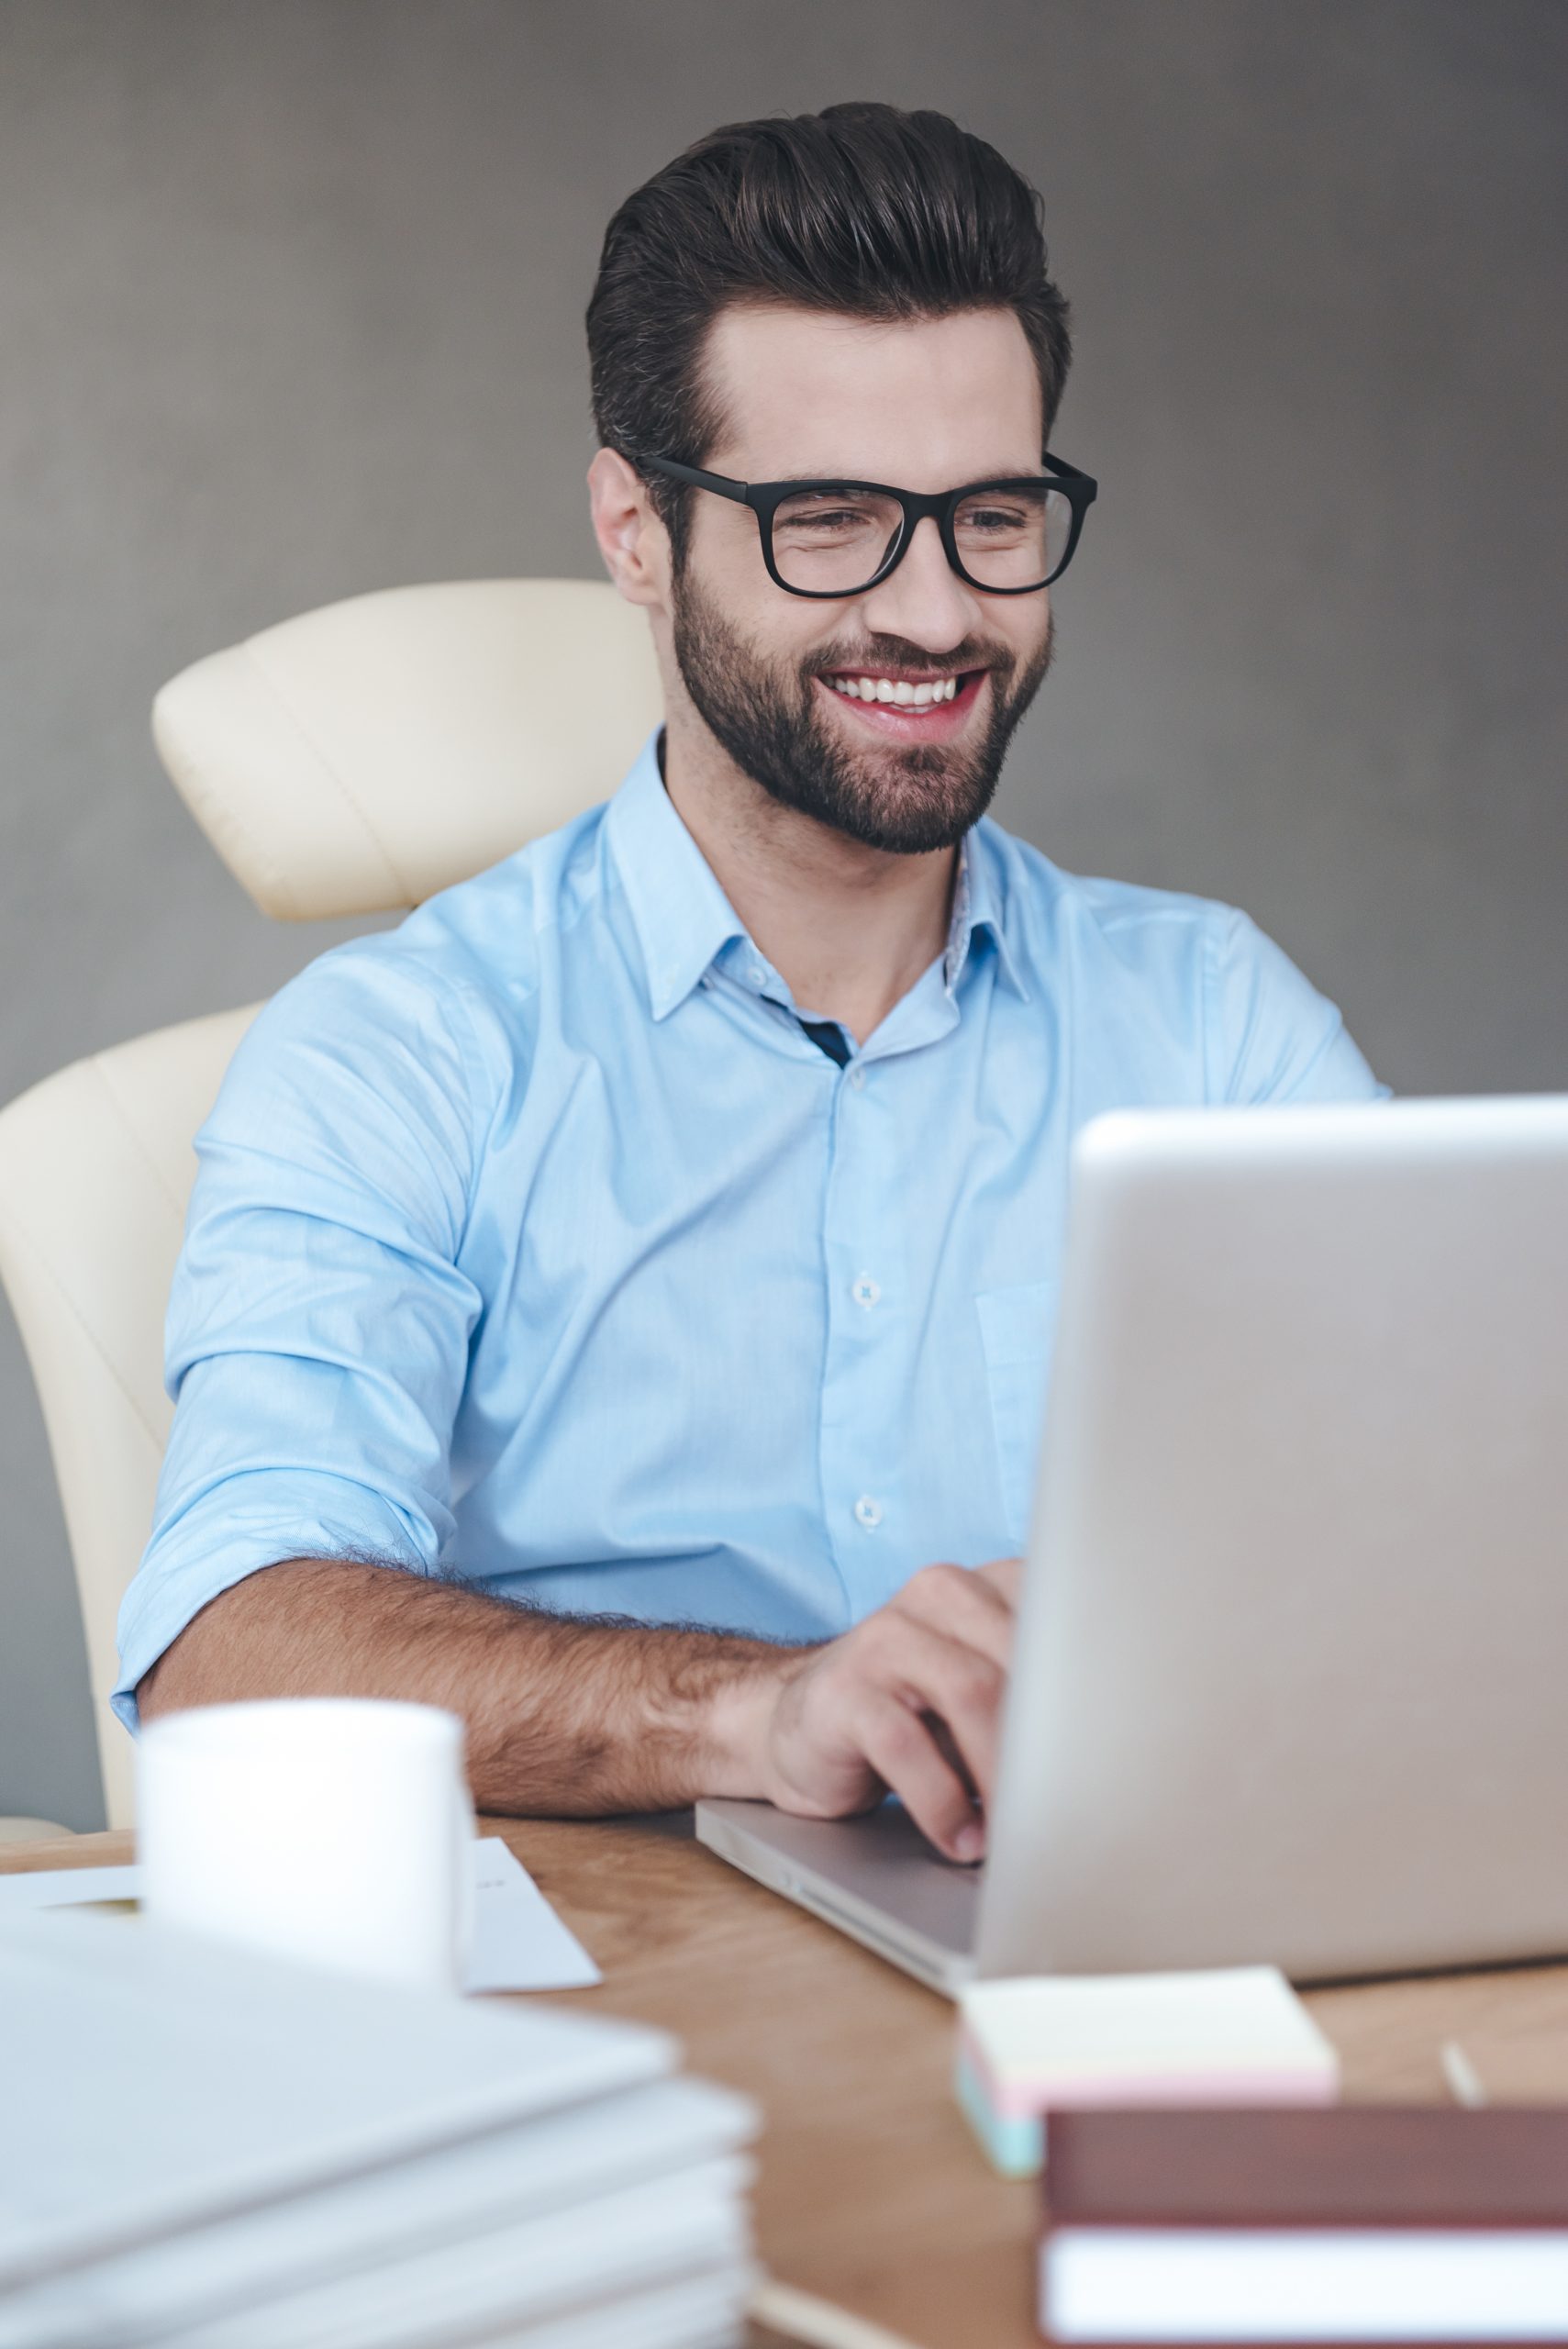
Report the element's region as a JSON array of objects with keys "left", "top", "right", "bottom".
[
  {"left": 0, "top": 578, "right": 662, "bottom": 1824},
  {"left": 0, "top": 1009, "right": 261, "bottom": 1826},
  {"left": 153, "top": 577, "right": 662, "bottom": 918}
]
